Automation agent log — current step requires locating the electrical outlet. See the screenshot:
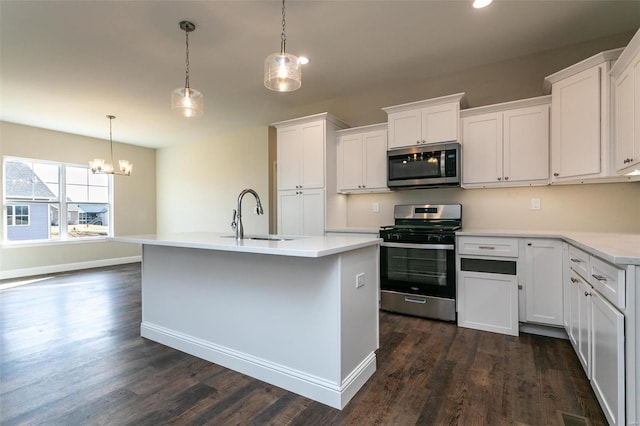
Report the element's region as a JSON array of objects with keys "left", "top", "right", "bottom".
[
  {"left": 372, "top": 202, "right": 379, "bottom": 213},
  {"left": 531, "top": 198, "right": 541, "bottom": 210},
  {"left": 356, "top": 273, "right": 365, "bottom": 288}
]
